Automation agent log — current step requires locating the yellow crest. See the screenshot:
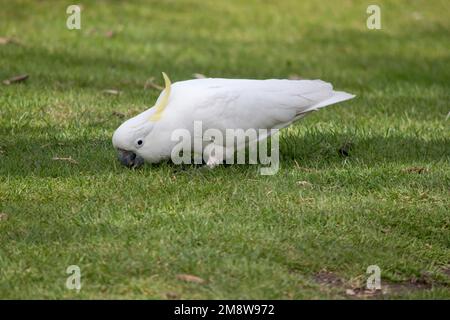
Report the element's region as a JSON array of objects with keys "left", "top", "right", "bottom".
[{"left": 149, "top": 72, "right": 171, "bottom": 121}]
